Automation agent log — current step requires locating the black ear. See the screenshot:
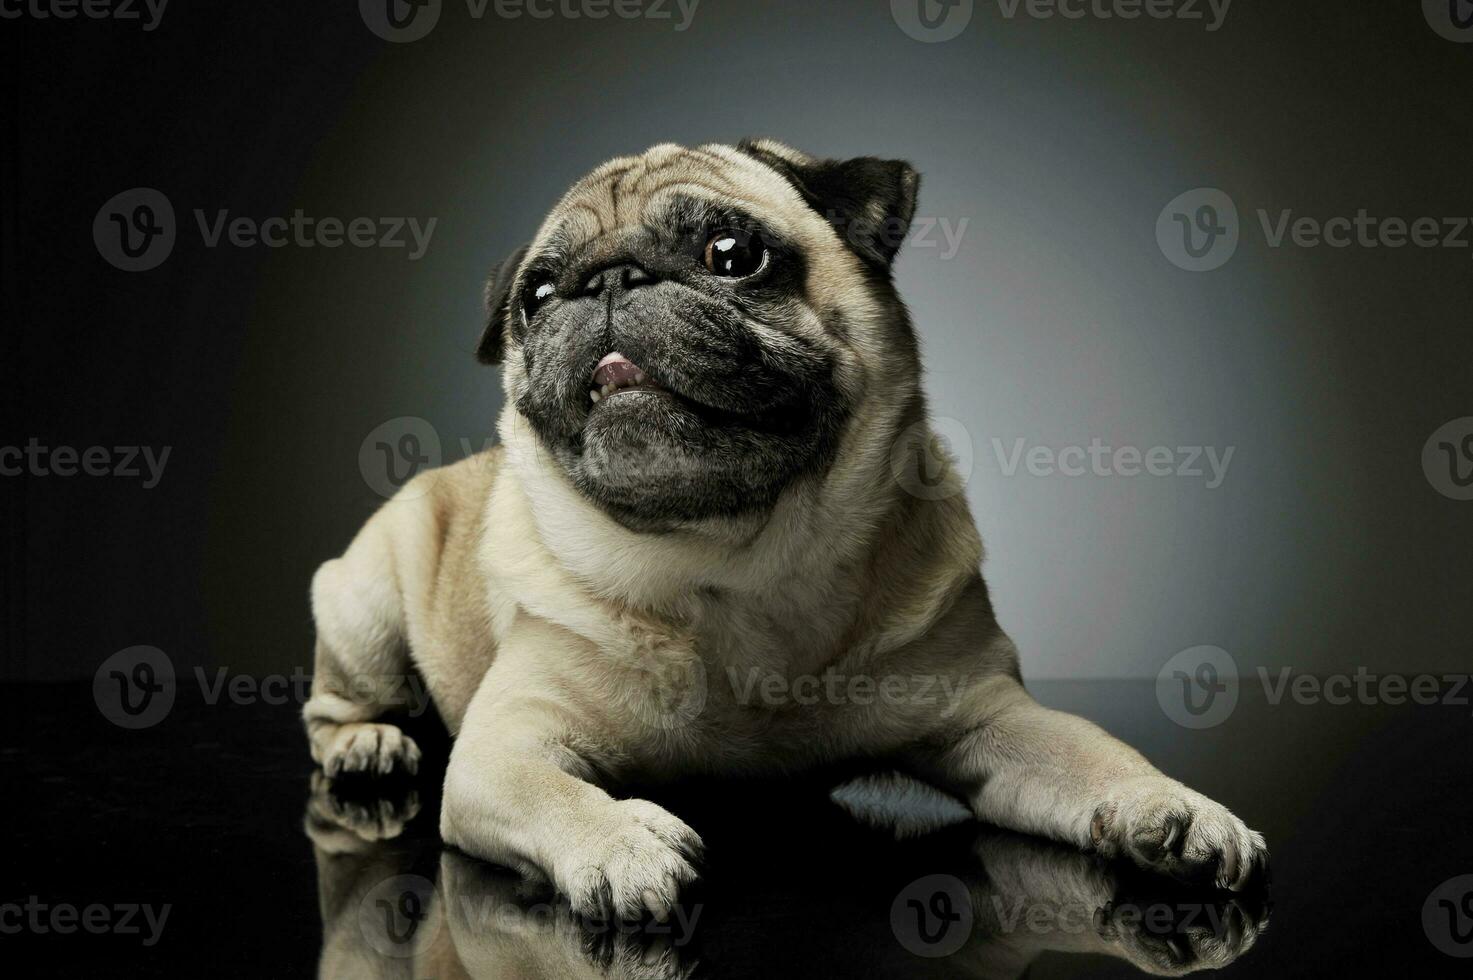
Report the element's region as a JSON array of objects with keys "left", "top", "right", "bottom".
[
  {"left": 477, "top": 244, "right": 529, "bottom": 365},
  {"left": 737, "top": 138, "right": 919, "bottom": 269}
]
